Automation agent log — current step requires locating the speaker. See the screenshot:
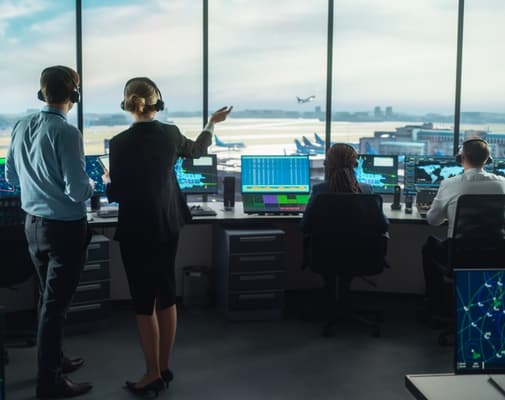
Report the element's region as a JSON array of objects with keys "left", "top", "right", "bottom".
[
  {"left": 391, "top": 185, "right": 402, "bottom": 211},
  {"left": 223, "top": 176, "right": 235, "bottom": 210}
]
